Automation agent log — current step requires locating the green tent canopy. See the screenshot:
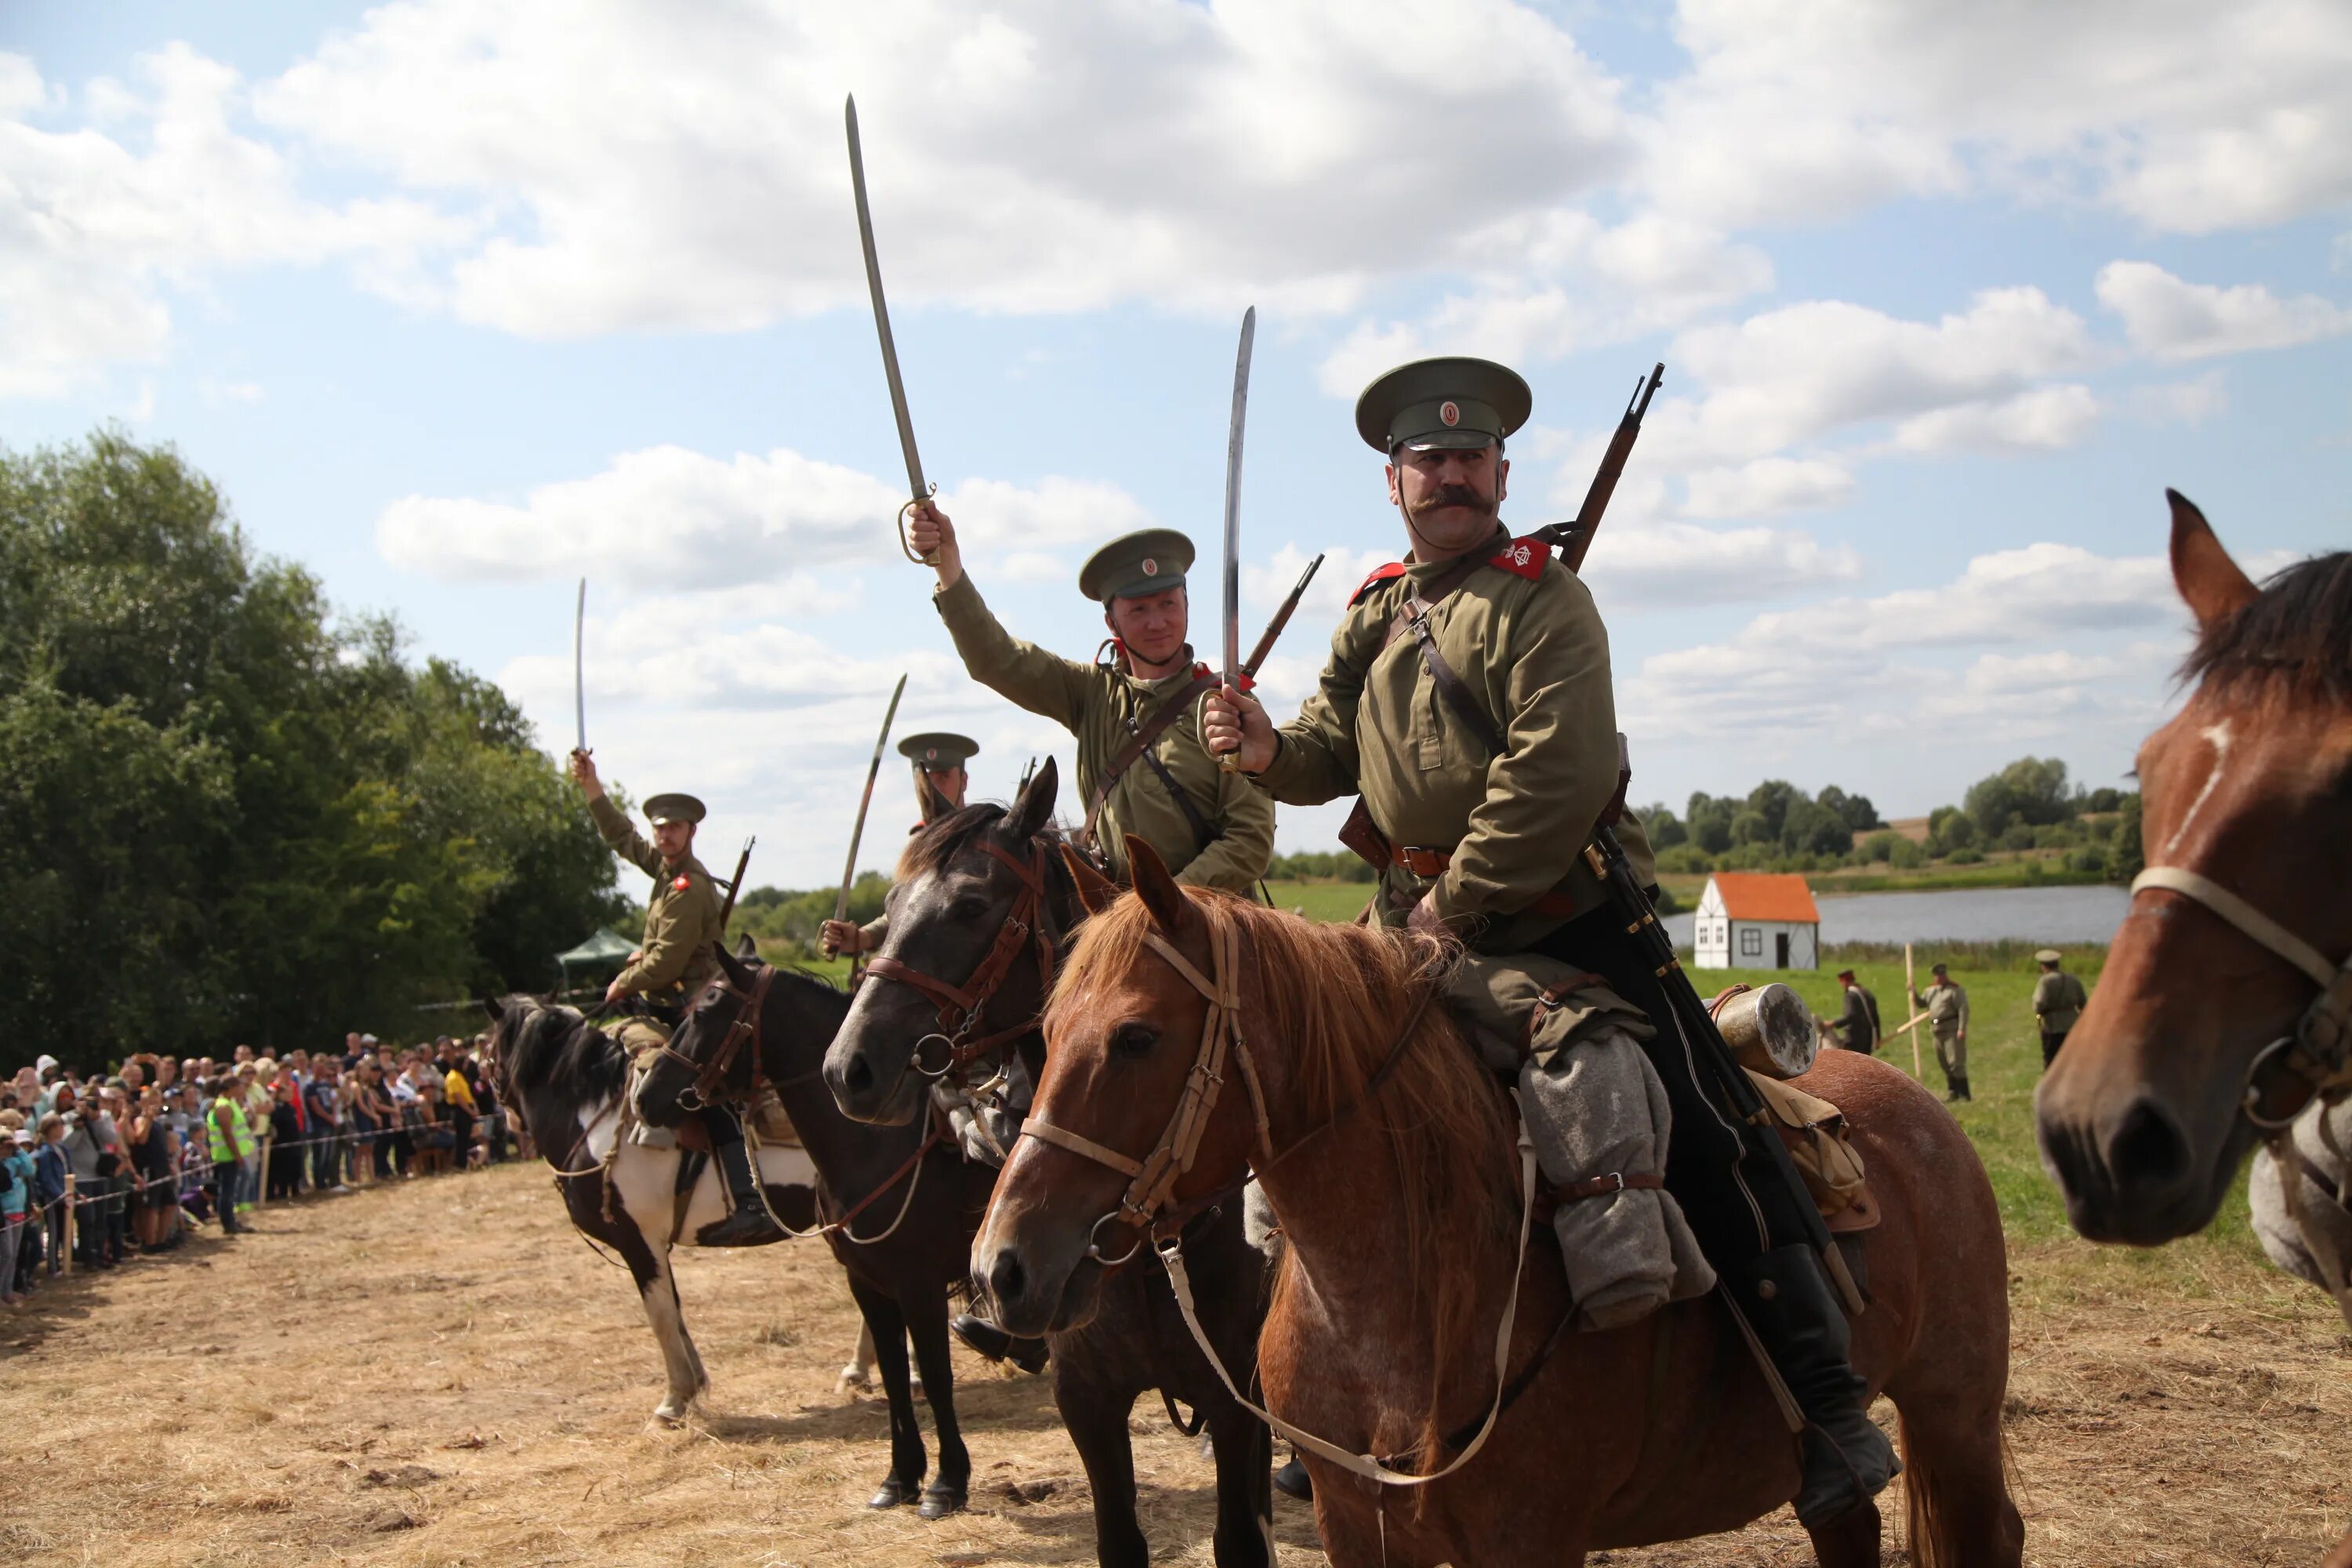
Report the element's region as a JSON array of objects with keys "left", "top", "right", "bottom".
[{"left": 556, "top": 928, "right": 635, "bottom": 982}]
